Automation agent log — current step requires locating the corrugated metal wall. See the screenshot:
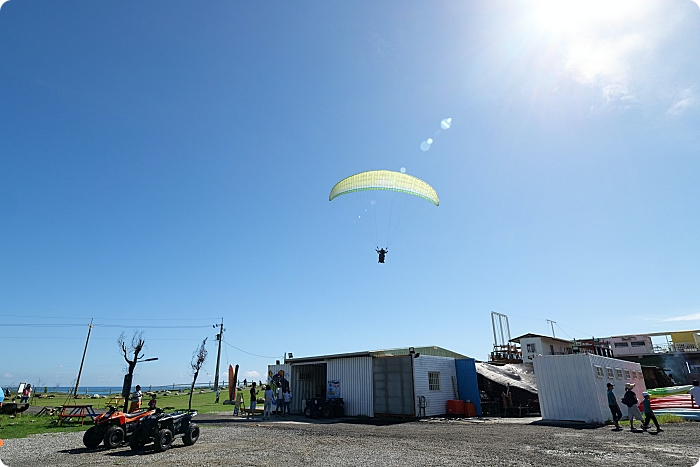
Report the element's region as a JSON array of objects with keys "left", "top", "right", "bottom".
[
  {"left": 290, "top": 363, "right": 326, "bottom": 413},
  {"left": 326, "top": 356, "right": 374, "bottom": 417},
  {"left": 534, "top": 354, "right": 645, "bottom": 424},
  {"left": 454, "top": 358, "right": 482, "bottom": 416},
  {"left": 413, "top": 356, "right": 457, "bottom": 417}
]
